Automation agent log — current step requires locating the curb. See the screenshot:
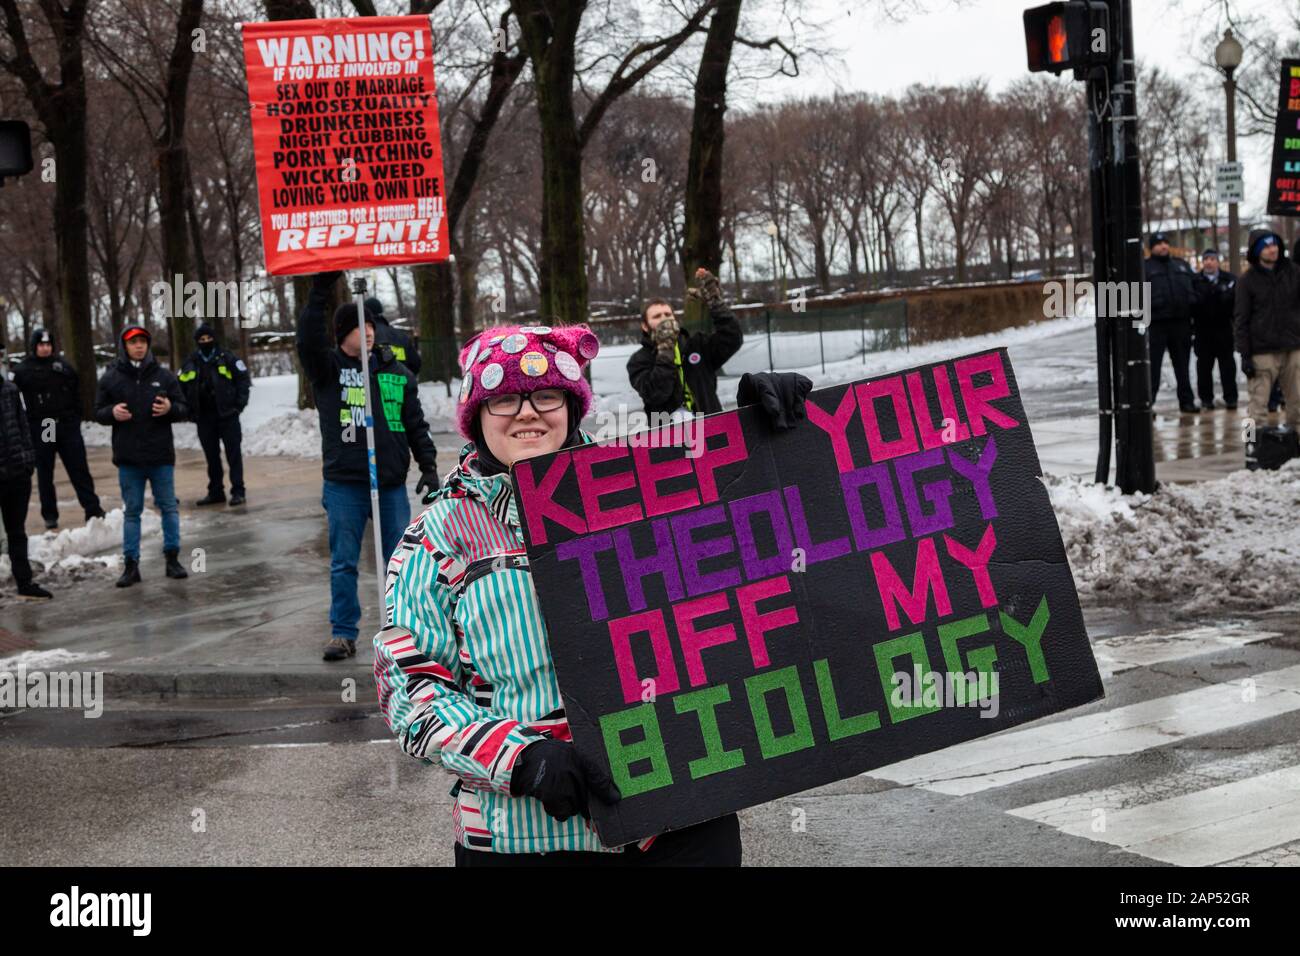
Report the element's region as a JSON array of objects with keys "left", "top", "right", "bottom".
[{"left": 101, "top": 665, "right": 373, "bottom": 701}]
